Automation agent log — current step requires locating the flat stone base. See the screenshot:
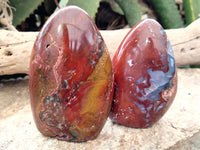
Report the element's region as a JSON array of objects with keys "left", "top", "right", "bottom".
[{"left": 0, "top": 68, "right": 200, "bottom": 150}]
